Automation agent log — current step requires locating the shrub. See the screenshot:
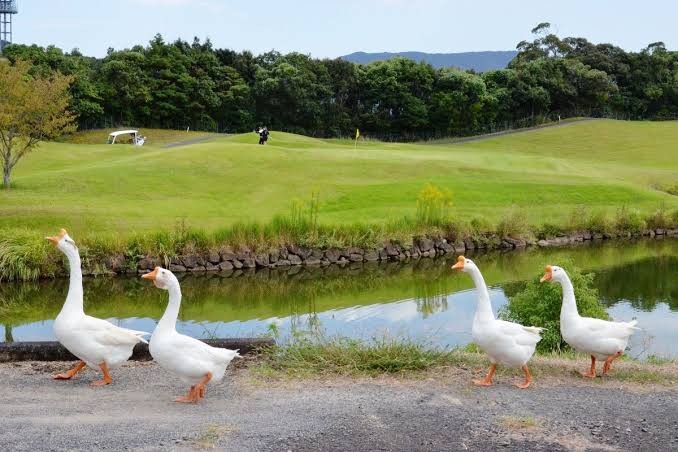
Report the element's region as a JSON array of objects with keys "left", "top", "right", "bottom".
[
  {"left": 496, "top": 206, "right": 529, "bottom": 238},
  {"left": 499, "top": 260, "right": 608, "bottom": 353},
  {"left": 567, "top": 205, "right": 589, "bottom": 231},
  {"left": 416, "top": 183, "right": 452, "bottom": 226},
  {"left": 645, "top": 204, "right": 671, "bottom": 230},
  {"left": 614, "top": 205, "right": 645, "bottom": 233},
  {"left": 586, "top": 210, "right": 612, "bottom": 233},
  {"left": 537, "top": 222, "right": 564, "bottom": 239}
]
